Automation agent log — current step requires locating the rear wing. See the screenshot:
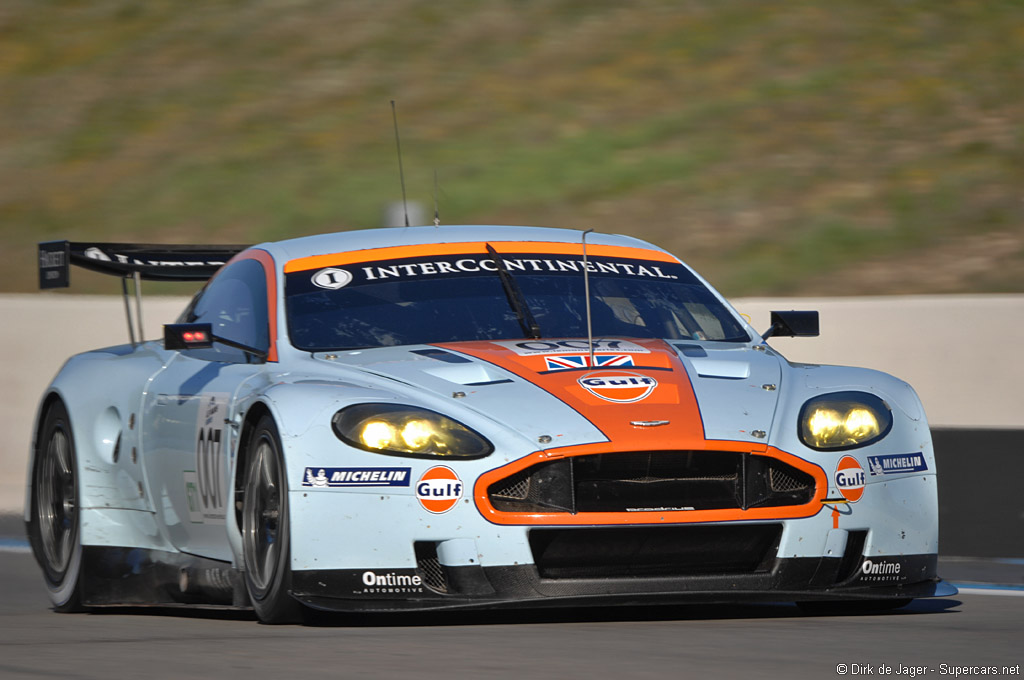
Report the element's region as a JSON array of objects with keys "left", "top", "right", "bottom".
[
  {"left": 38, "top": 241, "right": 249, "bottom": 289},
  {"left": 38, "top": 240, "right": 249, "bottom": 345}
]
